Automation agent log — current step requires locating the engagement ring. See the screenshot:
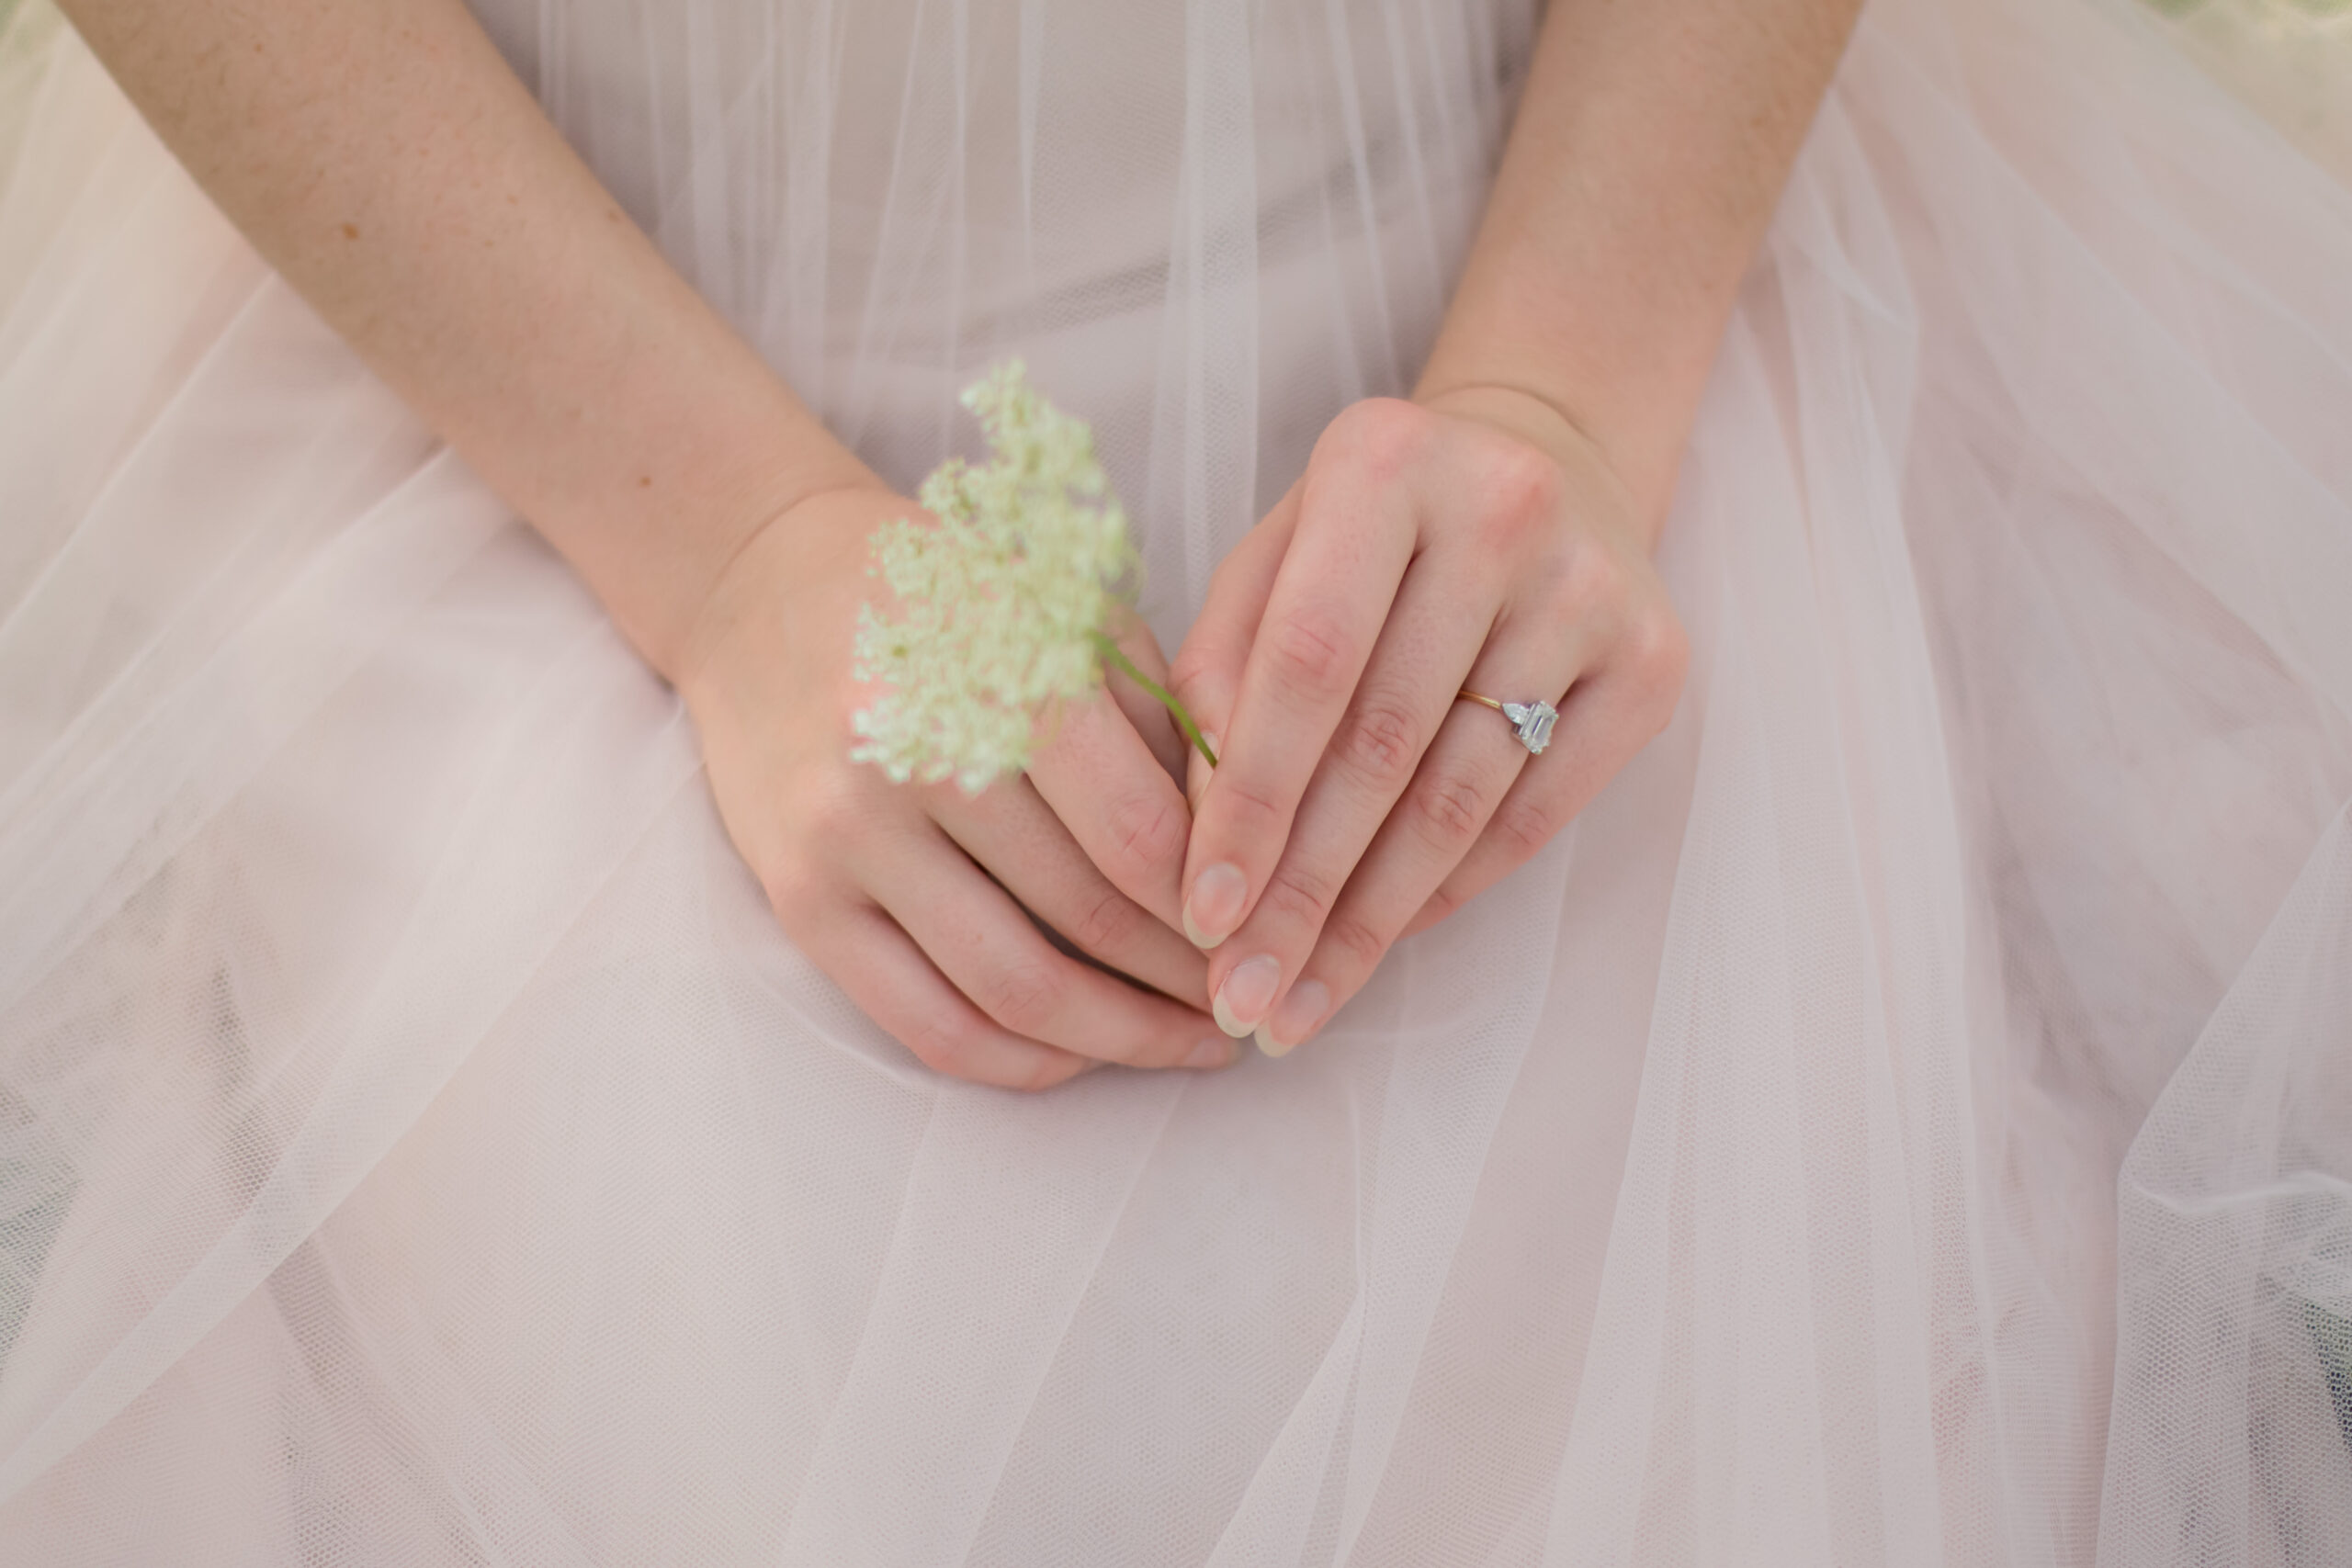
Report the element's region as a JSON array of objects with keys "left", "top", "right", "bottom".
[{"left": 1458, "top": 689, "right": 1559, "bottom": 756}]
